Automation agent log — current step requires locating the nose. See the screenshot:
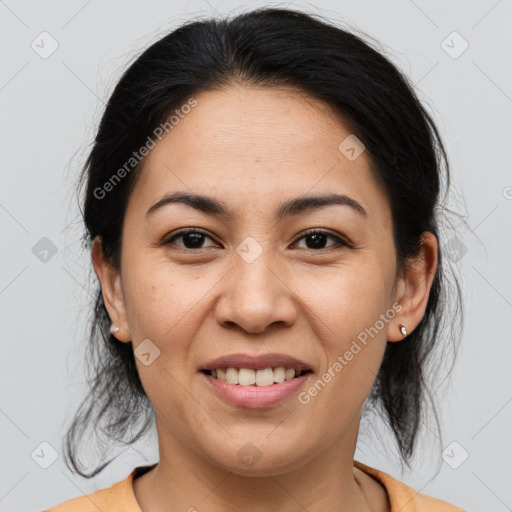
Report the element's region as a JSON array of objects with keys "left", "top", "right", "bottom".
[{"left": 213, "top": 248, "right": 298, "bottom": 334}]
